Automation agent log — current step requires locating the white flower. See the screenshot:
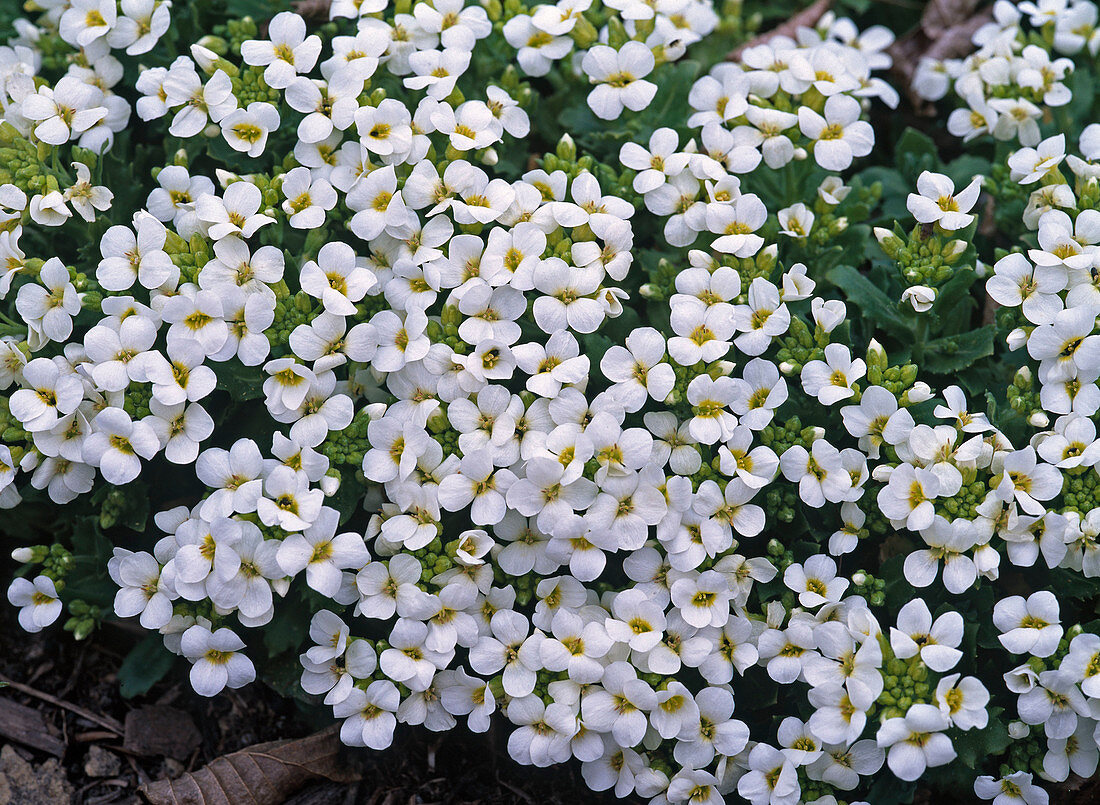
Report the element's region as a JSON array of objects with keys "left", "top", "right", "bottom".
[
  {"left": 798, "top": 94, "right": 874, "bottom": 171},
  {"left": 21, "top": 76, "right": 106, "bottom": 145},
  {"left": 181, "top": 624, "right": 256, "bottom": 696},
  {"left": 974, "top": 772, "right": 1049, "bottom": 805},
  {"left": 334, "top": 679, "right": 400, "bottom": 749},
  {"left": 904, "top": 516, "right": 978, "bottom": 594},
  {"left": 889, "top": 599, "right": 963, "bottom": 672},
  {"left": 582, "top": 42, "right": 658, "bottom": 121},
  {"left": 784, "top": 555, "right": 848, "bottom": 608},
  {"left": 276, "top": 507, "right": 369, "bottom": 597},
  {"left": 7, "top": 575, "right": 63, "bottom": 633},
  {"left": 907, "top": 171, "right": 982, "bottom": 230},
  {"left": 195, "top": 181, "right": 275, "bottom": 241},
  {"left": 902, "top": 285, "right": 937, "bottom": 312},
  {"left": 993, "top": 591, "right": 1062, "bottom": 657},
  {"left": 16, "top": 258, "right": 81, "bottom": 343},
  {"left": 240, "top": 12, "right": 322, "bottom": 89},
  {"left": 109, "top": 549, "right": 173, "bottom": 629},
  {"left": 876, "top": 704, "right": 956, "bottom": 781},
  {"left": 801, "top": 344, "right": 865, "bottom": 405},
  {"left": 221, "top": 101, "right": 280, "bottom": 157},
  {"left": 934, "top": 674, "right": 989, "bottom": 730}
]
